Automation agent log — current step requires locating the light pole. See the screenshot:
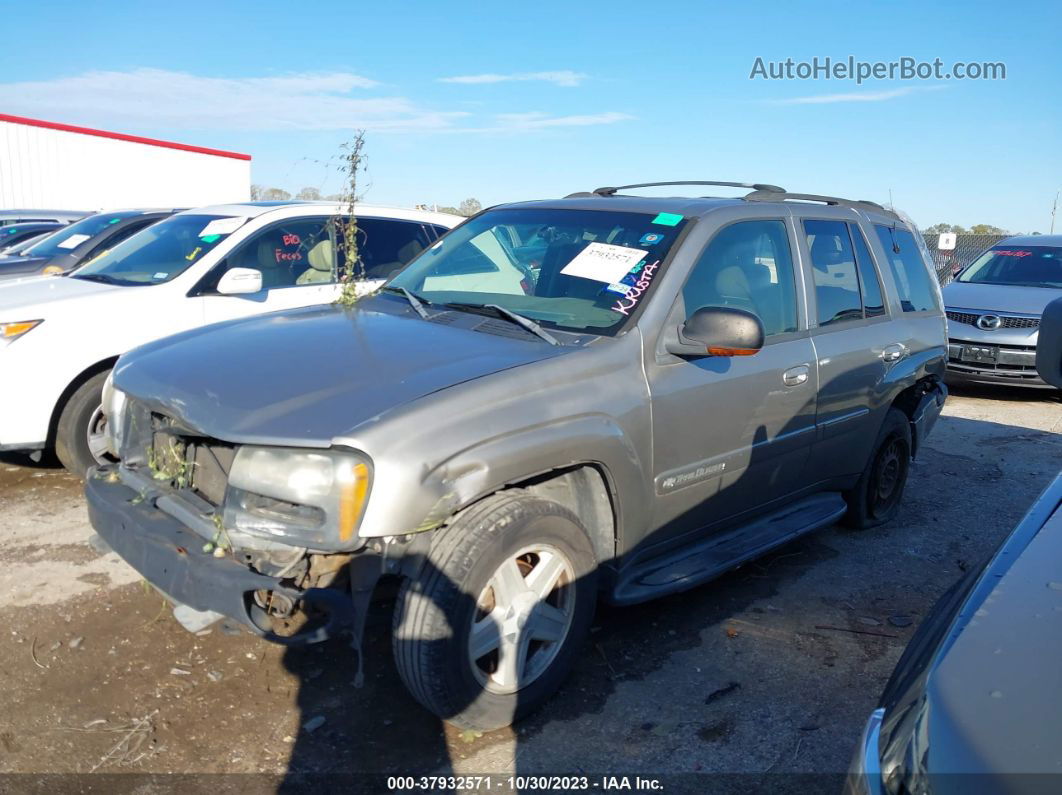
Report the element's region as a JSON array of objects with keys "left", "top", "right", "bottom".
[{"left": 1052, "top": 191, "right": 1059, "bottom": 235}]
